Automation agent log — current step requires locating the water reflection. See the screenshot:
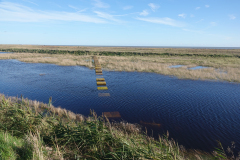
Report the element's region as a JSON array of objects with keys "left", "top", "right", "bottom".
[
  {"left": 98, "top": 93, "right": 110, "bottom": 97},
  {"left": 188, "top": 66, "right": 209, "bottom": 70},
  {"left": 140, "top": 121, "right": 161, "bottom": 128},
  {"left": 103, "top": 111, "right": 121, "bottom": 118}
]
